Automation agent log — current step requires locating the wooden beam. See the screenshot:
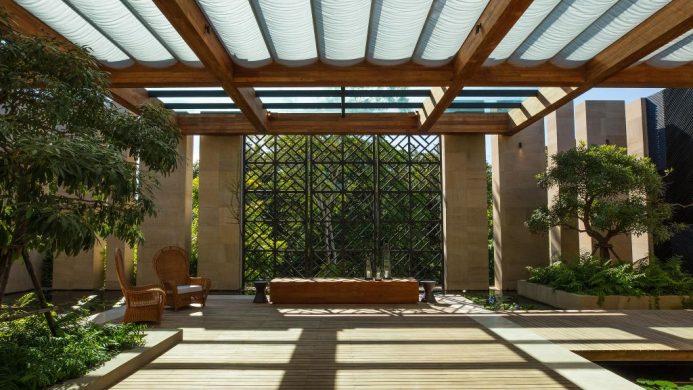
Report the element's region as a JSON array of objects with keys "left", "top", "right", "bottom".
[
  {"left": 508, "top": 0, "right": 693, "bottom": 134},
  {"left": 152, "top": 0, "right": 266, "bottom": 132},
  {"left": 418, "top": 0, "right": 533, "bottom": 132},
  {"left": 110, "top": 88, "right": 150, "bottom": 113},
  {"left": 103, "top": 61, "right": 693, "bottom": 88},
  {"left": 176, "top": 112, "right": 509, "bottom": 135}
]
